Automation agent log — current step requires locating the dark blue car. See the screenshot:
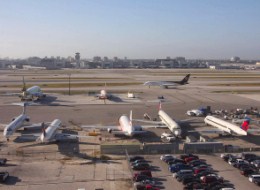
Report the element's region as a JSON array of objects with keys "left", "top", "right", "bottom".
[{"left": 169, "top": 163, "right": 192, "bottom": 173}]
